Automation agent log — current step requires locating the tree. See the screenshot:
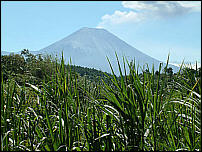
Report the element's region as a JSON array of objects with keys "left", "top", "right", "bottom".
[
  {"left": 167, "top": 67, "right": 173, "bottom": 76},
  {"left": 198, "top": 67, "right": 201, "bottom": 77},
  {"left": 155, "top": 70, "right": 159, "bottom": 76},
  {"left": 145, "top": 69, "right": 150, "bottom": 74},
  {"left": 1, "top": 53, "right": 25, "bottom": 80}
]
